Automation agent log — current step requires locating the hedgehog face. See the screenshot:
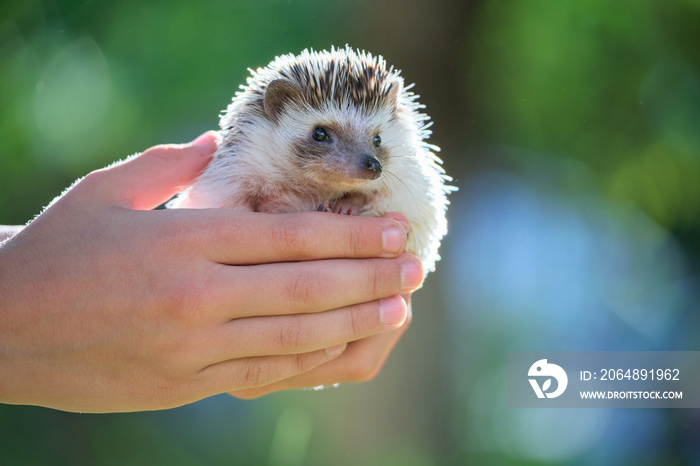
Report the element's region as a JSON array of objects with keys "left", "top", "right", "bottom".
[
  {"left": 269, "top": 100, "right": 398, "bottom": 189},
  {"left": 295, "top": 118, "right": 387, "bottom": 187},
  {"left": 303, "top": 122, "right": 384, "bottom": 185},
  {"left": 261, "top": 74, "right": 401, "bottom": 189},
  {"left": 220, "top": 47, "right": 428, "bottom": 193}
]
